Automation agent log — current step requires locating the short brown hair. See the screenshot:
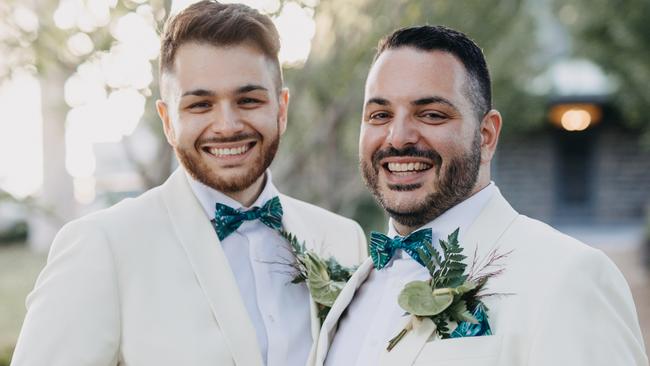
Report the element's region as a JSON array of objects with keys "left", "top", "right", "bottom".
[{"left": 159, "top": 0, "right": 282, "bottom": 89}]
